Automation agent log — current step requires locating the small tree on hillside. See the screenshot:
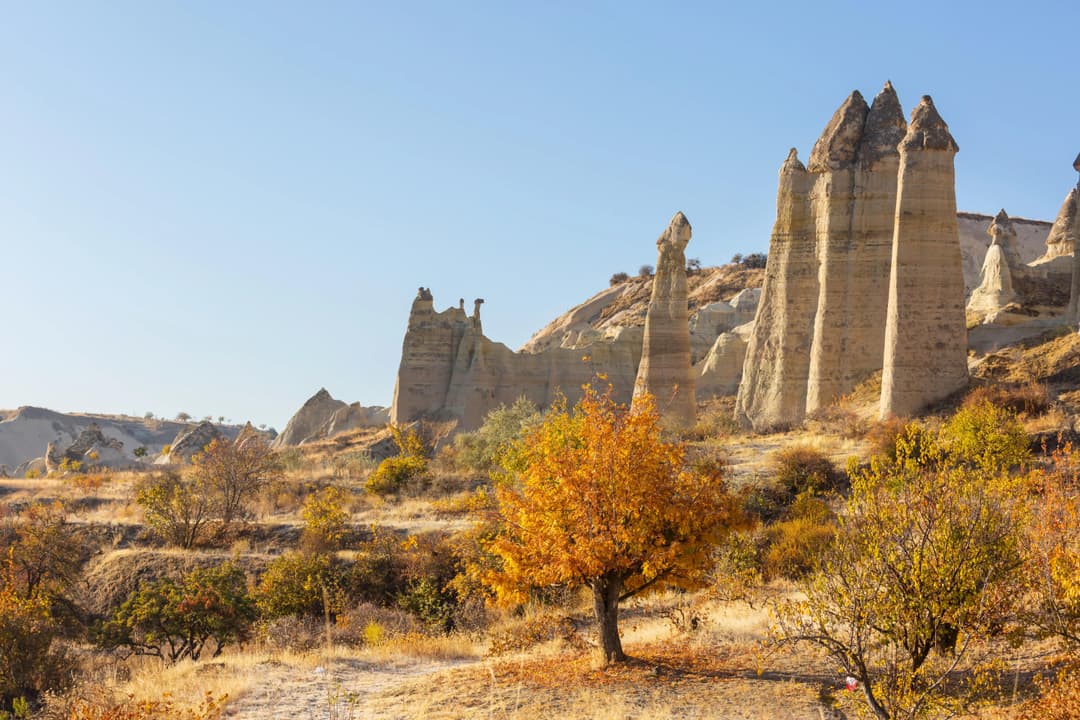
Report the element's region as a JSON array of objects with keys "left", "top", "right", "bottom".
[
  {"left": 483, "top": 387, "right": 742, "bottom": 662},
  {"left": 191, "top": 437, "right": 282, "bottom": 526},
  {"left": 135, "top": 470, "right": 215, "bottom": 549}
]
